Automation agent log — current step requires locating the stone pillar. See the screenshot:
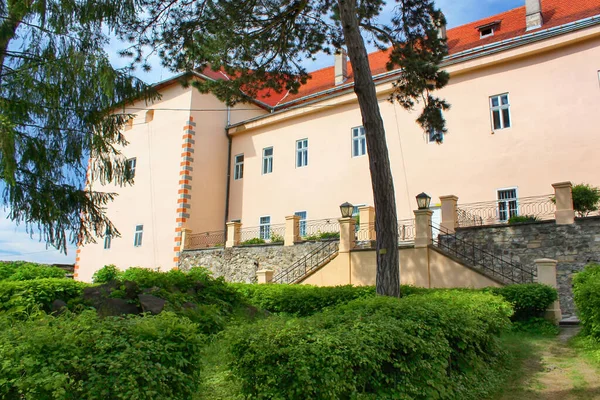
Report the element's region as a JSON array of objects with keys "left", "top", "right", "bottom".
[
  {"left": 535, "top": 258, "right": 562, "bottom": 324},
  {"left": 225, "top": 221, "right": 242, "bottom": 248},
  {"left": 338, "top": 217, "right": 356, "bottom": 253},
  {"left": 284, "top": 215, "right": 300, "bottom": 246},
  {"left": 256, "top": 270, "right": 273, "bottom": 284},
  {"left": 180, "top": 228, "right": 192, "bottom": 251},
  {"left": 358, "top": 206, "right": 376, "bottom": 241},
  {"left": 552, "top": 182, "right": 575, "bottom": 225},
  {"left": 439, "top": 195, "right": 458, "bottom": 233},
  {"left": 414, "top": 209, "right": 433, "bottom": 248}
]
